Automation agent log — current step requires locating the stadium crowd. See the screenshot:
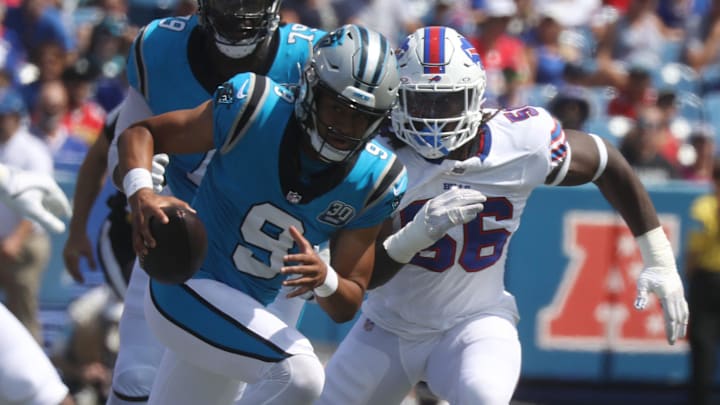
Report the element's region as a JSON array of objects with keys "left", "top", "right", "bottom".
[{"left": 0, "top": 0, "right": 717, "bottom": 404}]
